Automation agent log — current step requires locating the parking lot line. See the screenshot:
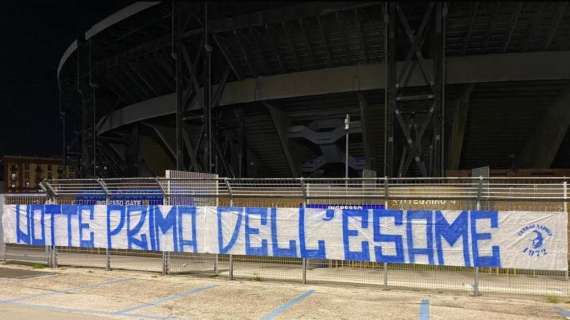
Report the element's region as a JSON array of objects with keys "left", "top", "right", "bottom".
[
  {"left": 559, "top": 307, "right": 570, "bottom": 319},
  {"left": 1, "top": 301, "right": 172, "bottom": 320},
  {"left": 113, "top": 284, "right": 217, "bottom": 315},
  {"left": 419, "top": 298, "right": 430, "bottom": 320},
  {"left": 0, "top": 277, "right": 132, "bottom": 303},
  {"left": 259, "top": 289, "right": 315, "bottom": 320}
]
